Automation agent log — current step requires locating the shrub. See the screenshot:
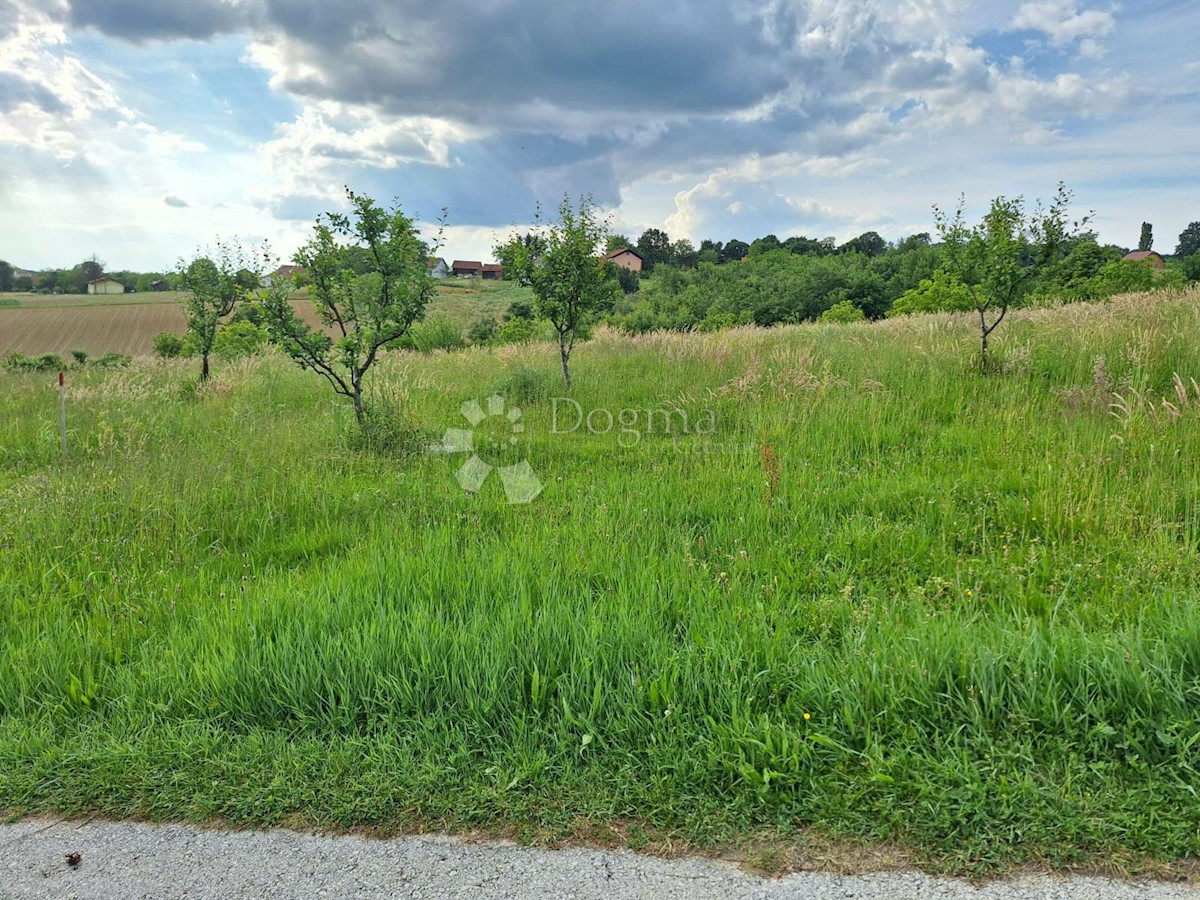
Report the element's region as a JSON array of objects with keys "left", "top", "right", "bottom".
[
  {"left": 212, "top": 320, "right": 268, "bottom": 360},
  {"left": 3, "top": 352, "right": 66, "bottom": 373},
  {"left": 505, "top": 299, "right": 535, "bottom": 321},
  {"left": 819, "top": 299, "right": 867, "bottom": 323},
  {"left": 346, "top": 393, "right": 427, "bottom": 459},
  {"left": 491, "top": 366, "right": 557, "bottom": 404},
  {"left": 93, "top": 352, "right": 132, "bottom": 368},
  {"left": 153, "top": 331, "right": 184, "bottom": 358},
  {"left": 467, "top": 315, "right": 498, "bottom": 344},
  {"left": 1084, "top": 260, "right": 1187, "bottom": 298},
  {"left": 70, "top": 349, "right": 88, "bottom": 365},
  {"left": 888, "top": 269, "right": 975, "bottom": 316},
  {"left": 408, "top": 316, "right": 465, "bottom": 353},
  {"left": 493, "top": 316, "right": 539, "bottom": 345}
]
